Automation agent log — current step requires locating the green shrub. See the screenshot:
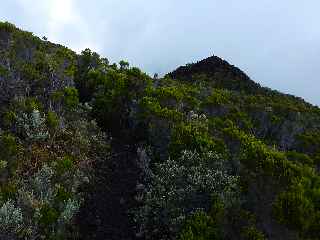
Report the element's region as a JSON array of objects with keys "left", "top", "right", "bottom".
[
  {"left": 169, "top": 116, "right": 227, "bottom": 159},
  {"left": 227, "top": 108, "right": 253, "bottom": 131},
  {"left": 56, "top": 156, "right": 74, "bottom": 175},
  {"left": 39, "top": 204, "right": 59, "bottom": 228},
  {"left": 51, "top": 91, "right": 64, "bottom": 102},
  {"left": 63, "top": 87, "right": 79, "bottom": 109},
  {"left": 224, "top": 125, "right": 299, "bottom": 181},
  {"left": 25, "top": 97, "right": 44, "bottom": 112},
  {"left": 17, "top": 109, "right": 49, "bottom": 142},
  {"left": 134, "top": 150, "right": 237, "bottom": 239},
  {"left": 273, "top": 176, "right": 320, "bottom": 237},
  {"left": 0, "top": 65, "right": 9, "bottom": 77},
  {"left": 286, "top": 151, "right": 313, "bottom": 165},
  {"left": 55, "top": 186, "right": 72, "bottom": 203},
  {"left": 3, "top": 111, "right": 16, "bottom": 127},
  {"left": 0, "top": 134, "right": 18, "bottom": 175},
  {"left": 0, "top": 21, "right": 17, "bottom": 32},
  {"left": 119, "top": 60, "right": 129, "bottom": 70},
  {"left": 139, "top": 96, "right": 183, "bottom": 122},
  {"left": 205, "top": 89, "right": 231, "bottom": 106},
  {"left": 296, "top": 131, "right": 320, "bottom": 160},
  {"left": 21, "top": 62, "right": 42, "bottom": 83},
  {"left": 0, "top": 134, "right": 17, "bottom": 157},
  {"left": 46, "top": 111, "right": 59, "bottom": 130},
  {"left": 0, "top": 182, "right": 17, "bottom": 202},
  {"left": 179, "top": 211, "right": 222, "bottom": 240}
]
